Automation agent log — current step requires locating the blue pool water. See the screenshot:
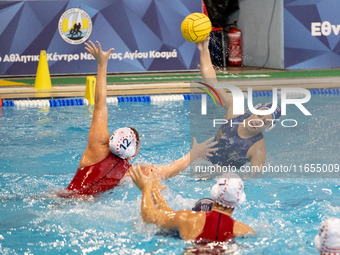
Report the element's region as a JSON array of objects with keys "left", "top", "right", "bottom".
[{"left": 0, "top": 95, "right": 339, "bottom": 254}]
